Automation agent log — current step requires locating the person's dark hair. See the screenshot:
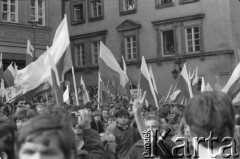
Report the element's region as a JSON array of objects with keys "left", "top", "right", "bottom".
[
  {"left": 0, "top": 120, "right": 17, "bottom": 159},
  {"left": 184, "top": 91, "right": 235, "bottom": 148},
  {"left": 114, "top": 108, "right": 129, "bottom": 118},
  {"left": 15, "top": 114, "right": 76, "bottom": 159},
  {"left": 14, "top": 108, "right": 37, "bottom": 122},
  {"left": 14, "top": 97, "right": 25, "bottom": 106}
]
